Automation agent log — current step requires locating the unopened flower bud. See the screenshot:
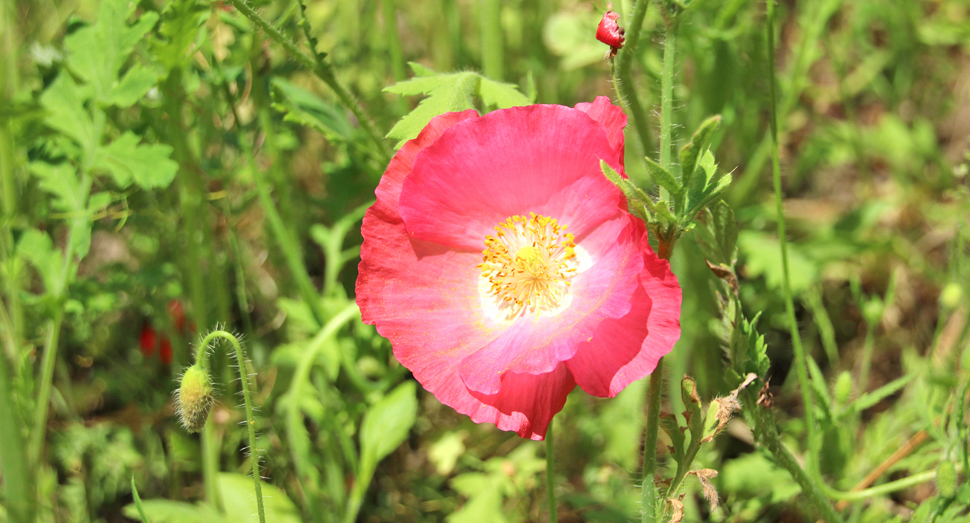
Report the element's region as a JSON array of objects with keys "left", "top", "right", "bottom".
[
  {"left": 834, "top": 371, "right": 852, "bottom": 404},
  {"left": 596, "top": 11, "right": 625, "bottom": 57},
  {"left": 936, "top": 460, "right": 957, "bottom": 498},
  {"left": 177, "top": 365, "right": 213, "bottom": 433}
]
